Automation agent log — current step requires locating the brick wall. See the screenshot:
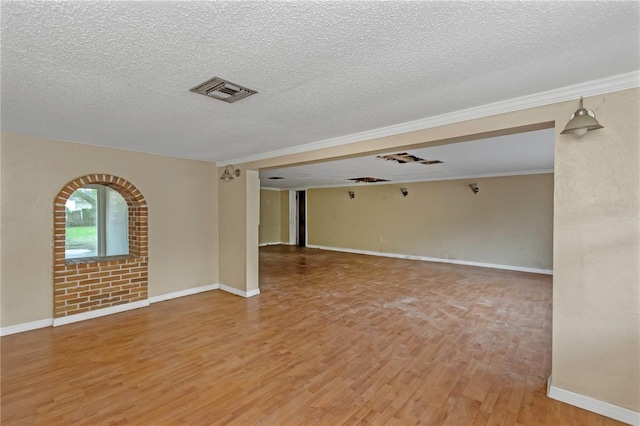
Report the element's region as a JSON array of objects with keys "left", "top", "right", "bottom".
[{"left": 53, "top": 174, "right": 148, "bottom": 318}]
